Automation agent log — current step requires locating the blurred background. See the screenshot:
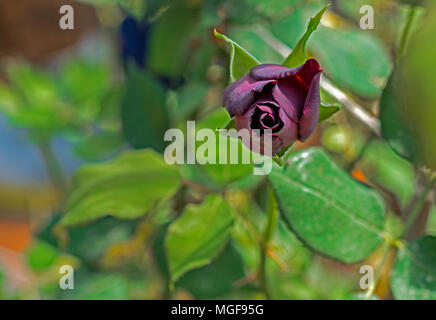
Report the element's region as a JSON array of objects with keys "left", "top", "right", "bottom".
[{"left": 0, "top": 0, "right": 434, "bottom": 299}]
